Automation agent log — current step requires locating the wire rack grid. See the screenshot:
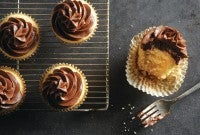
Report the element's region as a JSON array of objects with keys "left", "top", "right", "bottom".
[{"left": 0, "top": 0, "right": 109, "bottom": 111}]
